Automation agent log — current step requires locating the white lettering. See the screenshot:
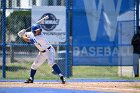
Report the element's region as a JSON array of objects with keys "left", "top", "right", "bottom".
[
  {"left": 73, "top": 46, "right": 132, "bottom": 57},
  {"left": 73, "top": 47, "right": 80, "bottom": 56},
  {"left": 44, "top": 20, "right": 59, "bottom": 24},
  {"left": 89, "top": 47, "right": 96, "bottom": 56},
  {"left": 104, "top": 47, "right": 111, "bottom": 56},
  {"left": 84, "top": 0, "right": 122, "bottom": 41},
  {"left": 81, "top": 47, "right": 88, "bottom": 56},
  {"left": 97, "top": 47, "right": 103, "bottom": 56},
  {"left": 84, "top": 0, "right": 102, "bottom": 41},
  {"left": 112, "top": 47, "right": 118, "bottom": 56}
]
